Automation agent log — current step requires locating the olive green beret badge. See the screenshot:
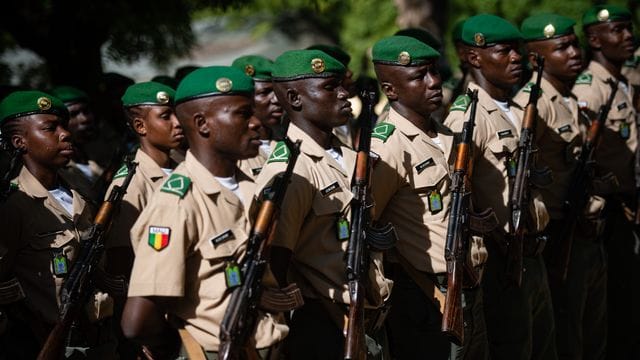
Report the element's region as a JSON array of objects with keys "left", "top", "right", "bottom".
[
  {"left": 474, "top": 33, "right": 485, "bottom": 47},
  {"left": 215, "top": 78, "right": 233, "bottom": 93},
  {"left": 597, "top": 9, "right": 610, "bottom": 22},
  {"left": 37, "top": 97, "right": 52, "bottom": 111},
  {"left": 397, "top": 51, "right": 411, "bottom": 66},
  {"left": 543, "top": 24, "right": 556, "bottom": 38},
  {"left": 311, "top": 58, "right": 325, "bottom": 73},
  {"left": 244, "top": 64, "right": 255, "bottom": 77},
  {"left": 156, "top": 91, "right": 170, "bottom": 105}
]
